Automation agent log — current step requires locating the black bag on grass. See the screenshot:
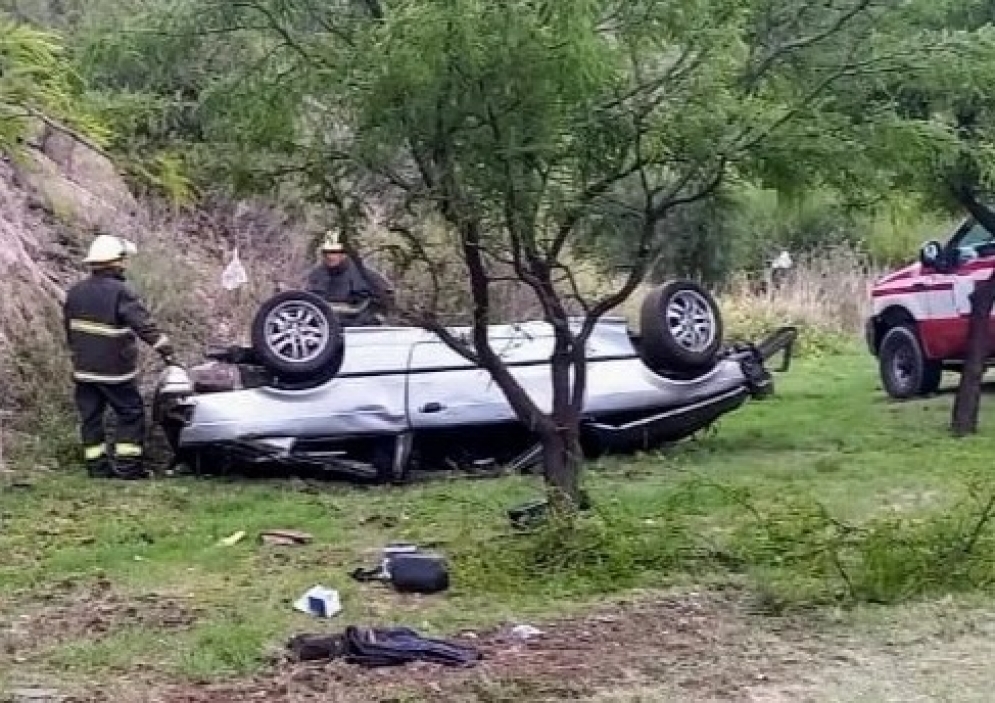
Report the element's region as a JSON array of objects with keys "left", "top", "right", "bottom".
[{"left": 351, "top": 550, "right": 450, "bottom": 594}]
